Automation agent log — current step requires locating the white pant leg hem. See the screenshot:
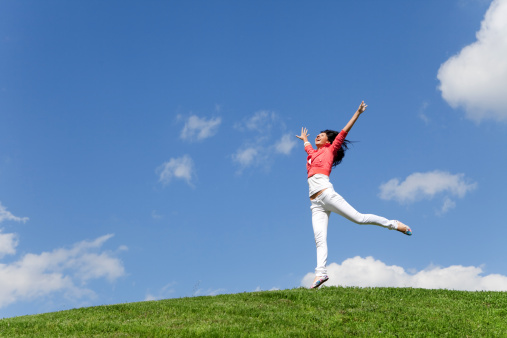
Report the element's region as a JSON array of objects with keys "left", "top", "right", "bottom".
[
  {"left": 388, "top": 220, "right": 398, "bottom": 230},
  {"left": 315, "top": 270, "right": 327, "bottom": 277}
]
